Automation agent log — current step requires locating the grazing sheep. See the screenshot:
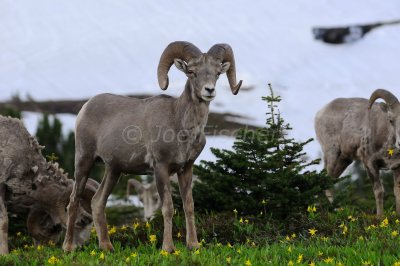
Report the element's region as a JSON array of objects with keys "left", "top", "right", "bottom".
[
  {"left": 0, "top": 115, "right": 98, "bottom": 254},
  {"left": 126, "top": 178, "right": 160, "bottom": 221},
  {"left": 63, "top": 41, "right": 242, "bottom": 252},
  {"left": 127, "top": 175, "right": 198, "bottom": 221},
  {"left": 315, "top": 89, "right": 400, "bottom": 216}
]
